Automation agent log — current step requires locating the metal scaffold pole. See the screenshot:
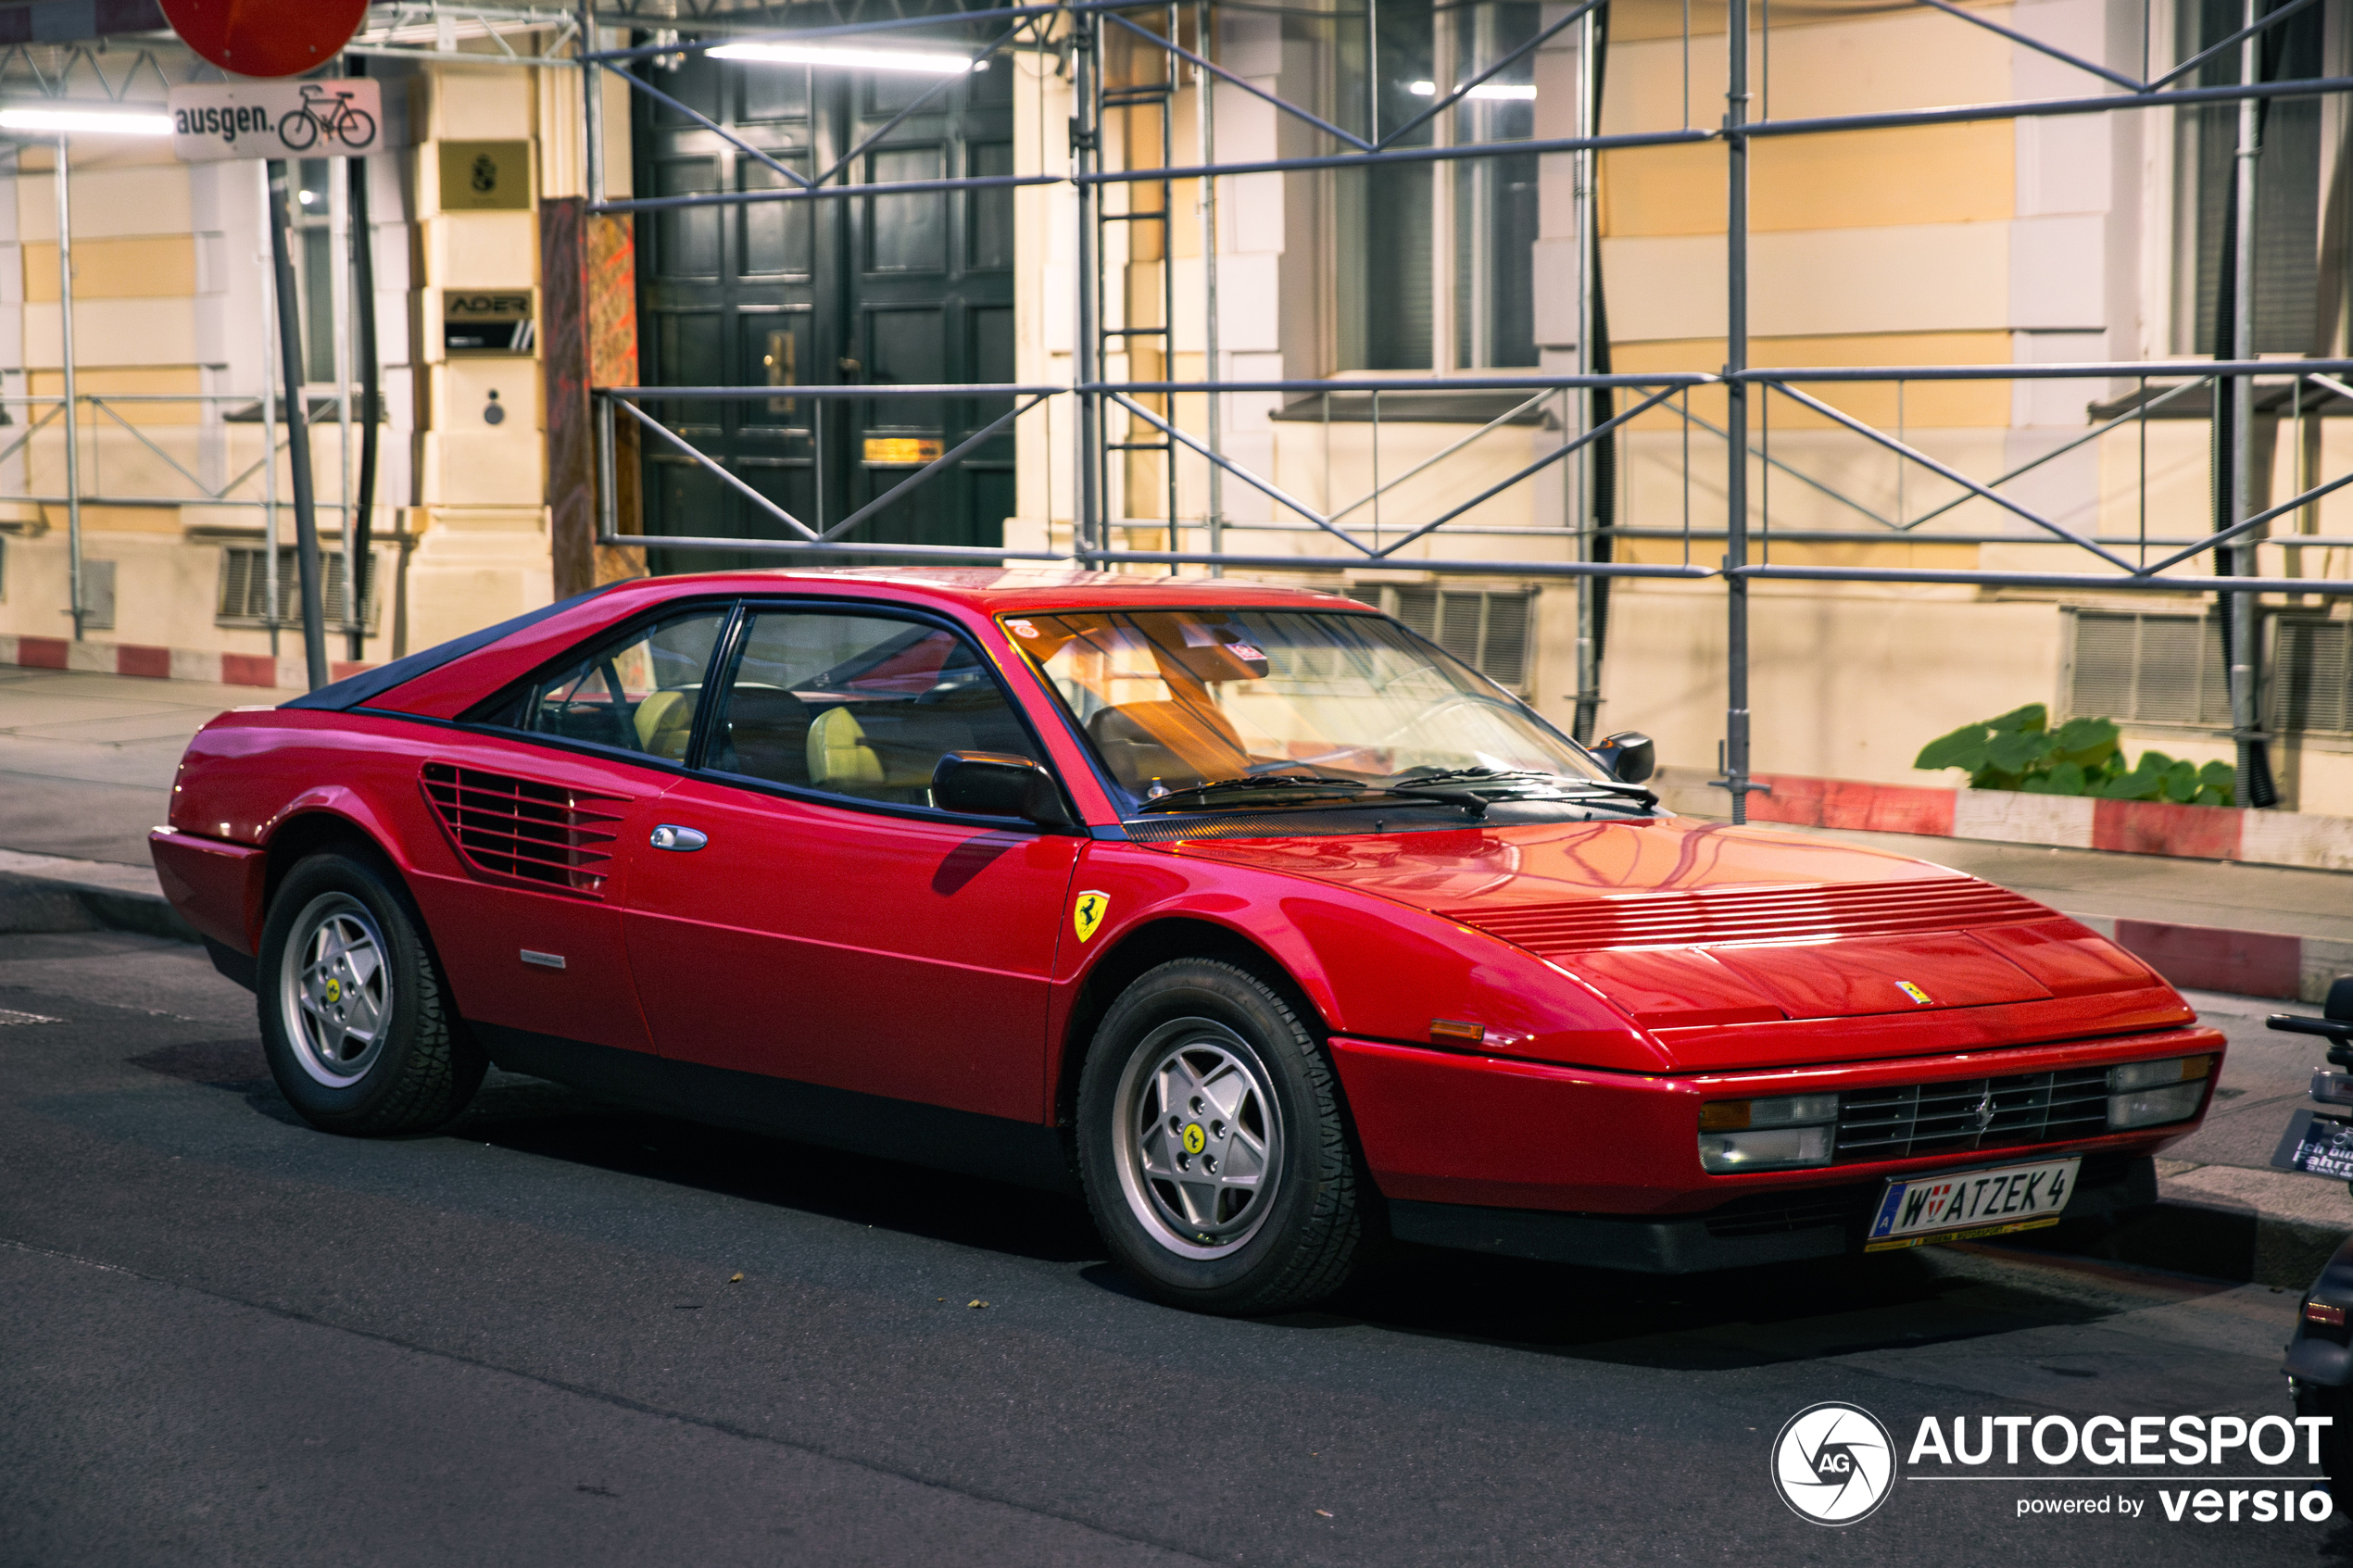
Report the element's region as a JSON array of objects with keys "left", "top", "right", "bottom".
[
  {"left": 266, "top": 158, "right": 332, "bottom": 693},
  {"left": 1195, "top": 0, "right": 1222, "bottom": 574},
  {"left": 1719, "top": 0, "right": 1754, "bottom": 823},
  {"left": 54, "top": 136, "right": 81, "bottom": 641},
  {"left": 2227, "top": 0, "right": 2271, "bottom": 807},
  {"left": 1074, "top": 12, "right": 1103, "bottom": 552}
]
